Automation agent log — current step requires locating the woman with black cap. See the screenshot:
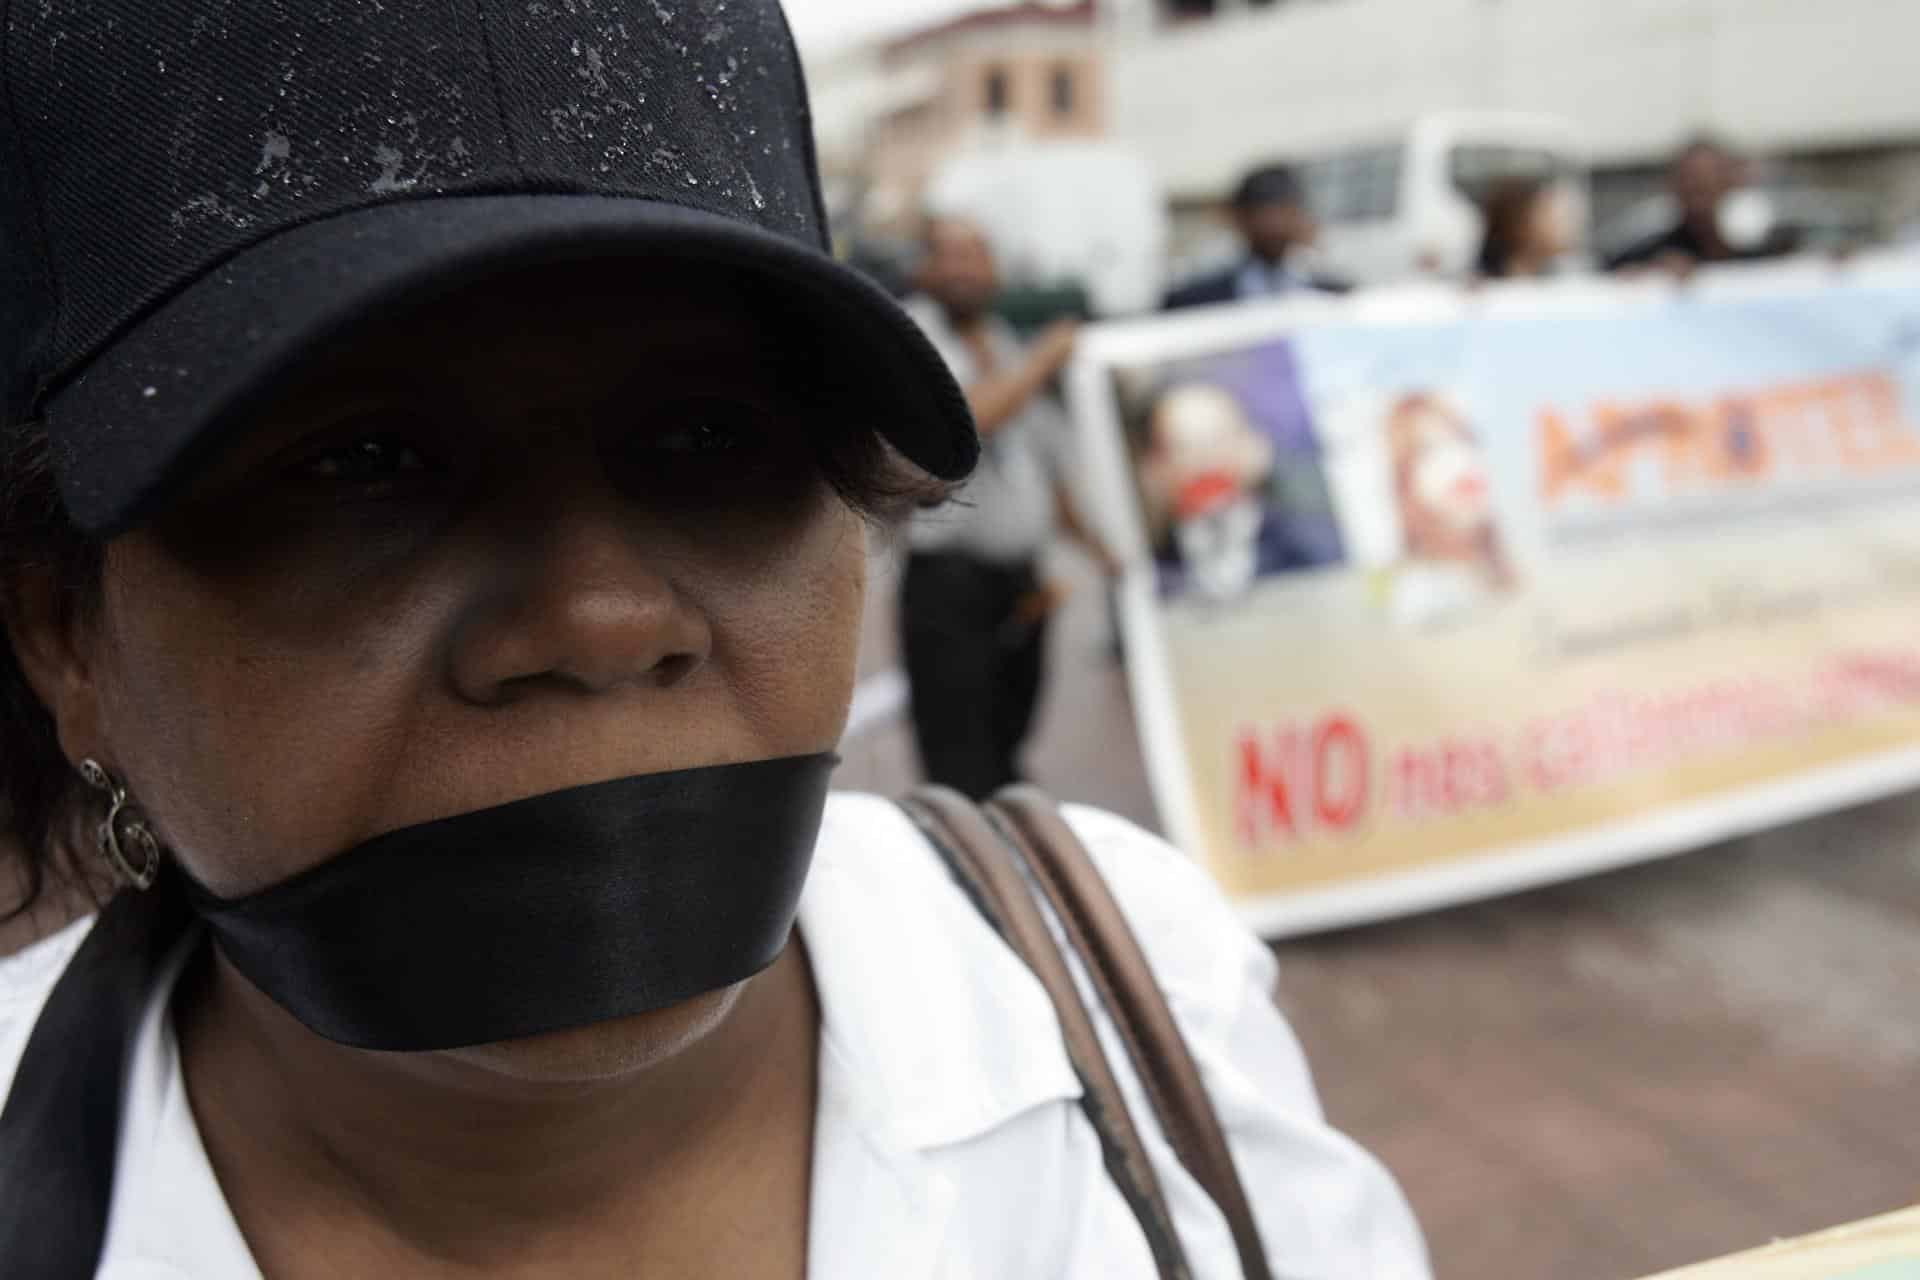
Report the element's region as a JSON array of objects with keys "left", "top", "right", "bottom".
[{"left": 0, "top": 3, "right": 1427, "bottom": 1276}]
